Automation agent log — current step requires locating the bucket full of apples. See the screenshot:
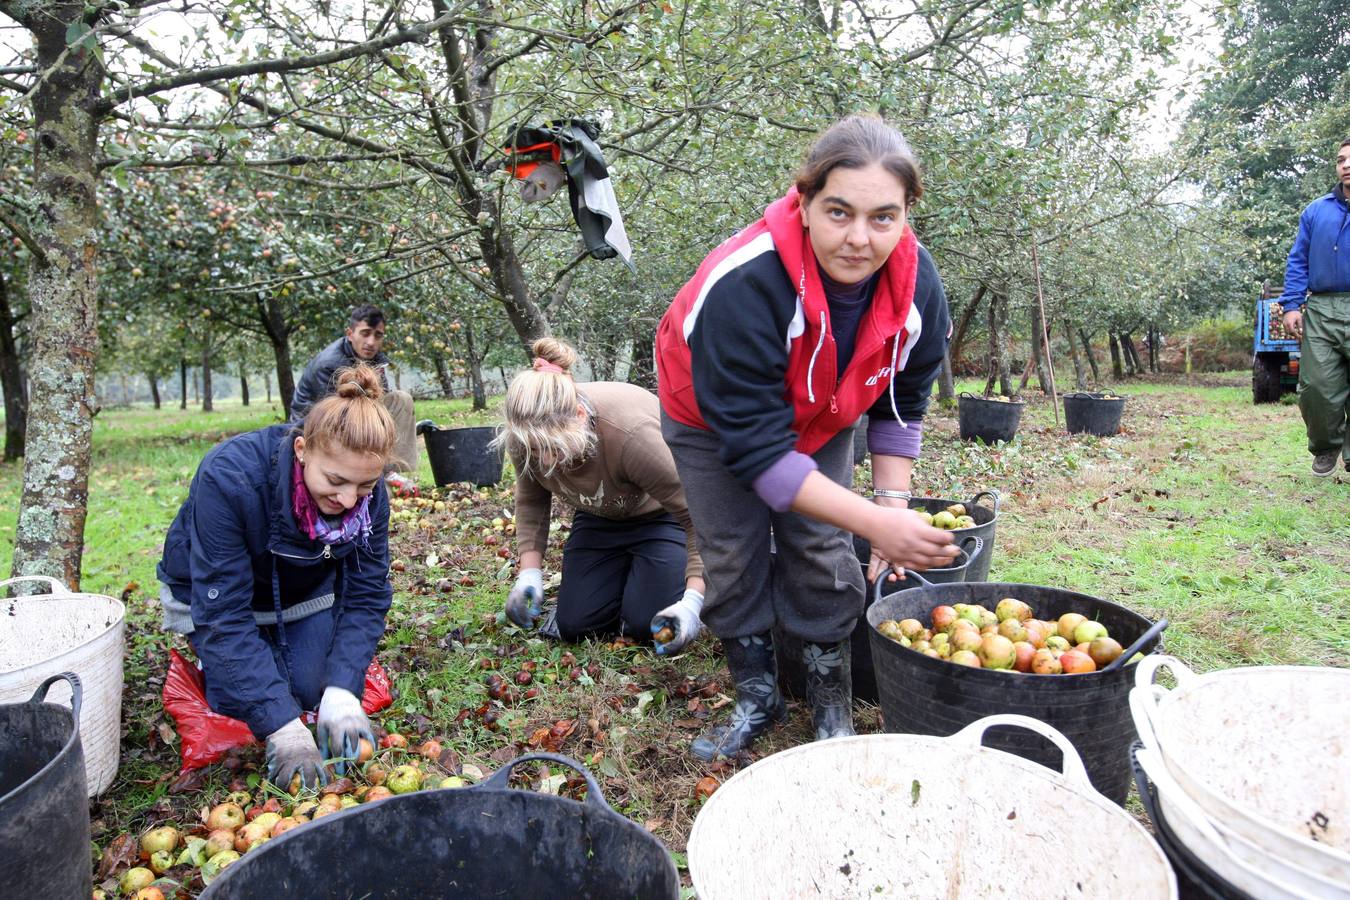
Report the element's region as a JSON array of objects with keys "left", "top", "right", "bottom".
[{"left": 866, "top": 569, "right": 1167, "bottom": 804}]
